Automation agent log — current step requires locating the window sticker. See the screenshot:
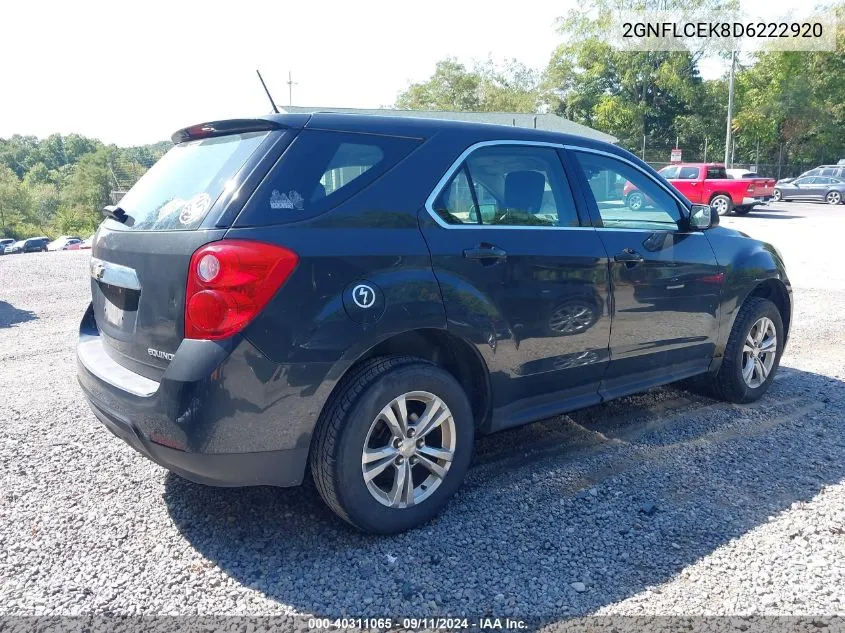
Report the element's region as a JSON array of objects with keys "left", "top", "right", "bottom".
[
  {"left": 179, "top": 192, "right": 212, "bottom": 225},
  {"left": 270, "top": 189, "right": 304, "bottom": 211},
  {"left": 156, "top": 198, "right": 186, "bottom": 221}
]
